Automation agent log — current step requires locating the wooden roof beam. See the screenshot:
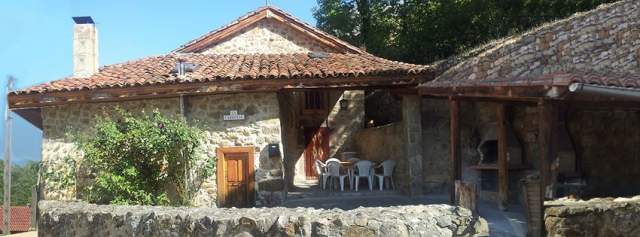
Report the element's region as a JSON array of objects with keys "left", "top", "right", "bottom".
[
  {"left": 419, "top": 85, "right": 569, "bottom": 101},
  {"left": 9, "top": 76, "right": 422, "bottom": 109}
]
